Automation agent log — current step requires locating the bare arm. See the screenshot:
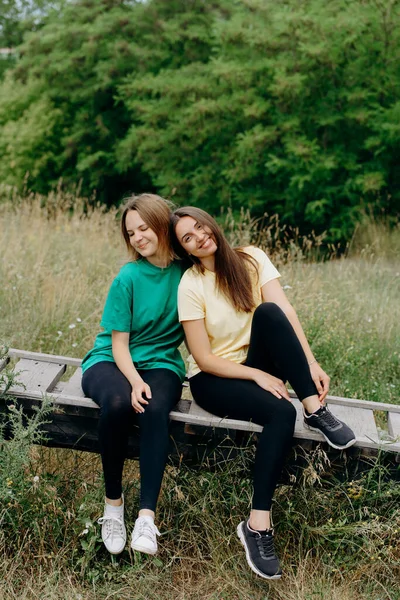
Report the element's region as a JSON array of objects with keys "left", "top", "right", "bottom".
[
  {"left": 261, "top": 278, "right": 330, "bottom": 401},
  {"left": 112, "top": 330, "right": 152, "bottom": 413},
  {"left": 182, "top": 319, "right": 290, "bottom": 400}
]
